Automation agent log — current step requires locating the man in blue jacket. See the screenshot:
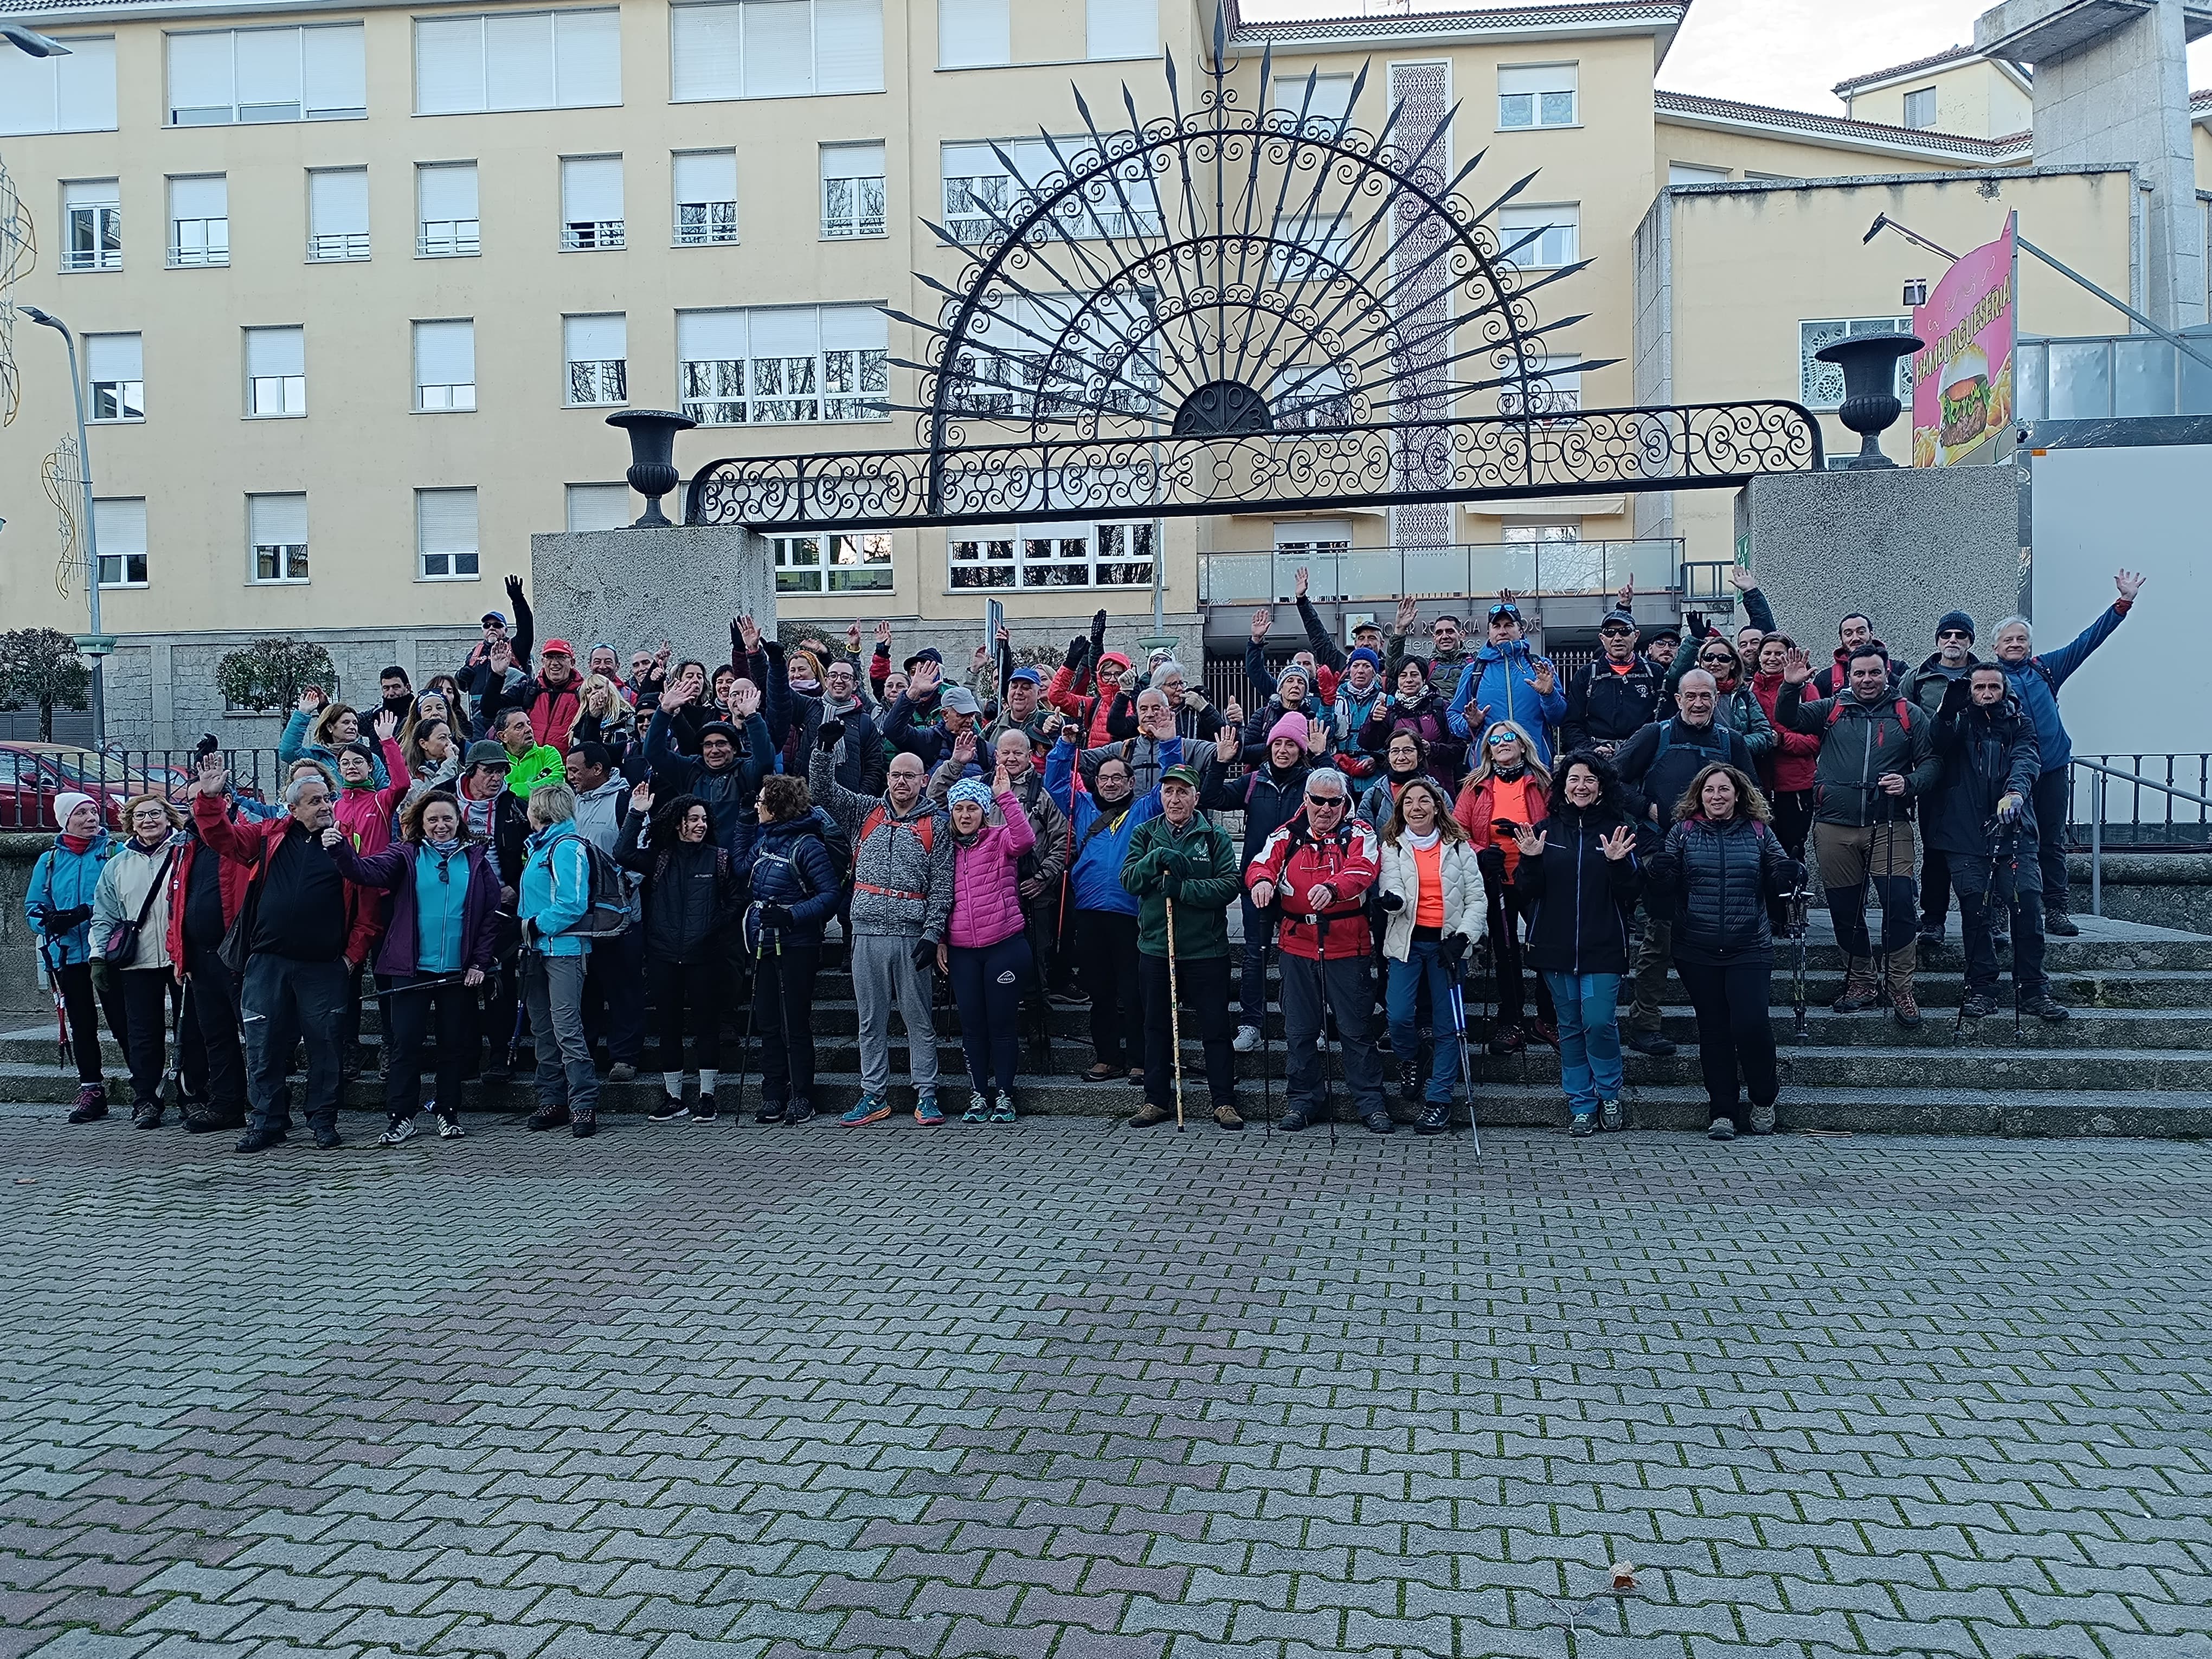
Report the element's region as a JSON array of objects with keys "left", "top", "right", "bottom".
[
  {"left": 1447, "top": 600, "right": 1567, "bottom": 766},
  {"left": 1989, "top": 567, "right": 2143, "bottom": 935}
]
